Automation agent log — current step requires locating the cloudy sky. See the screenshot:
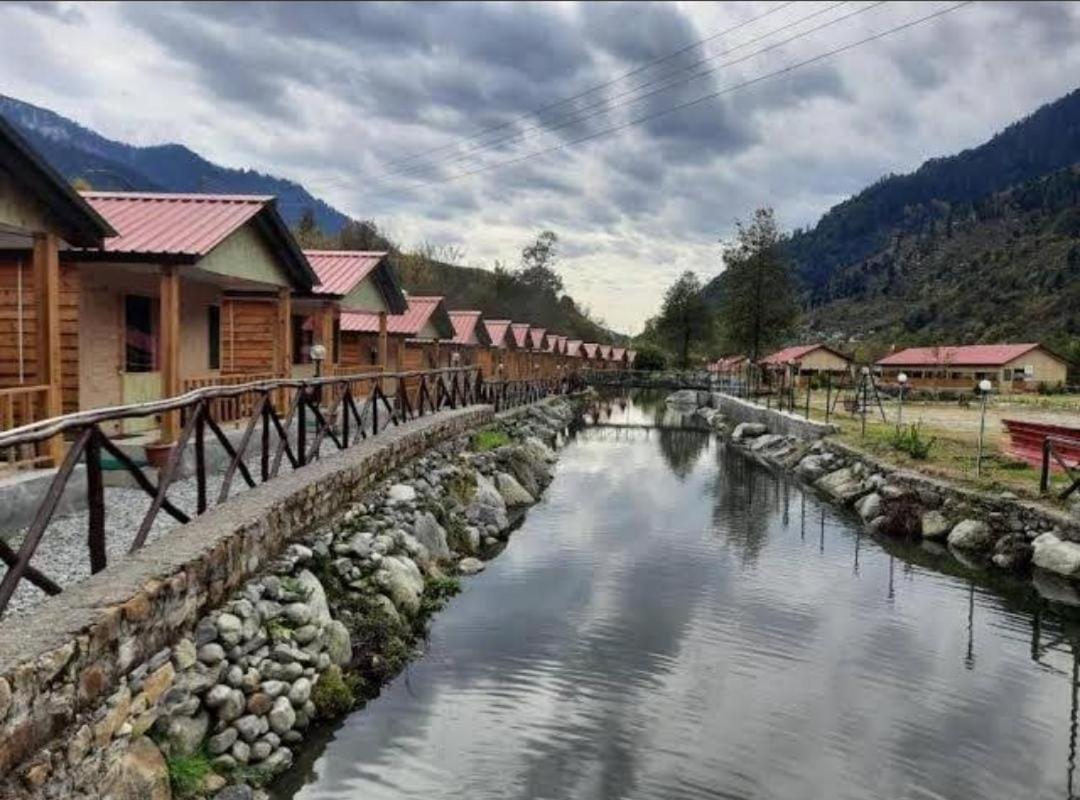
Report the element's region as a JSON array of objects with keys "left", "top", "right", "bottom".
[{"left": 3, "top": 1, "right": 1080, "bottom": 333}]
